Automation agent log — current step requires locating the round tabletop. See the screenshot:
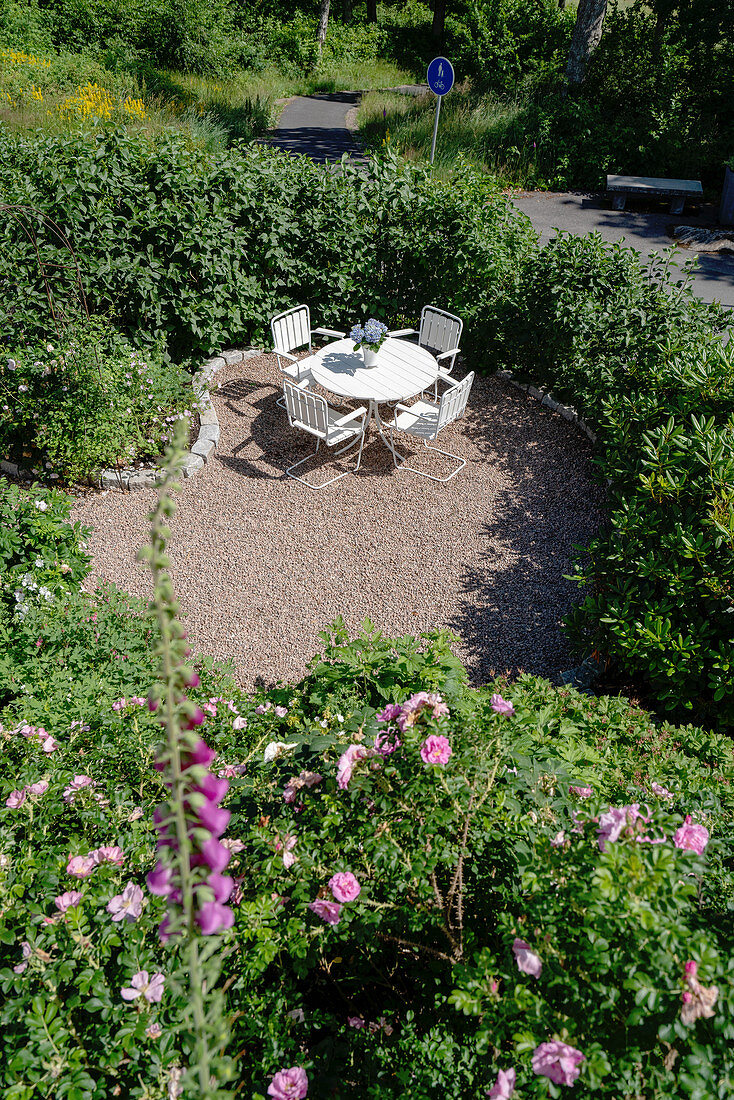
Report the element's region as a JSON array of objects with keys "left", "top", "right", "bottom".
[{"left": 308, "top": 337, "right": 438, "bottom": 403}]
